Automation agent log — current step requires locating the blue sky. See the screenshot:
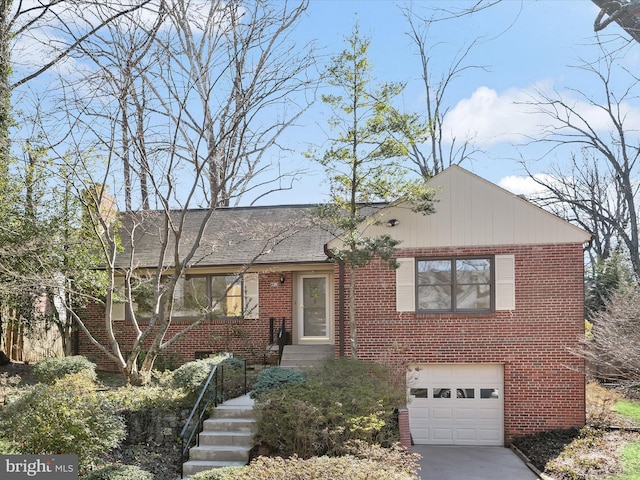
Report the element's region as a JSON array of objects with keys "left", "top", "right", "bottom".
[
  {"left": 11, "top": 1, "right": 640, "bottom": 209},
  {"left": 260, "top": 0, "right": 639, "bottom": 205}
]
